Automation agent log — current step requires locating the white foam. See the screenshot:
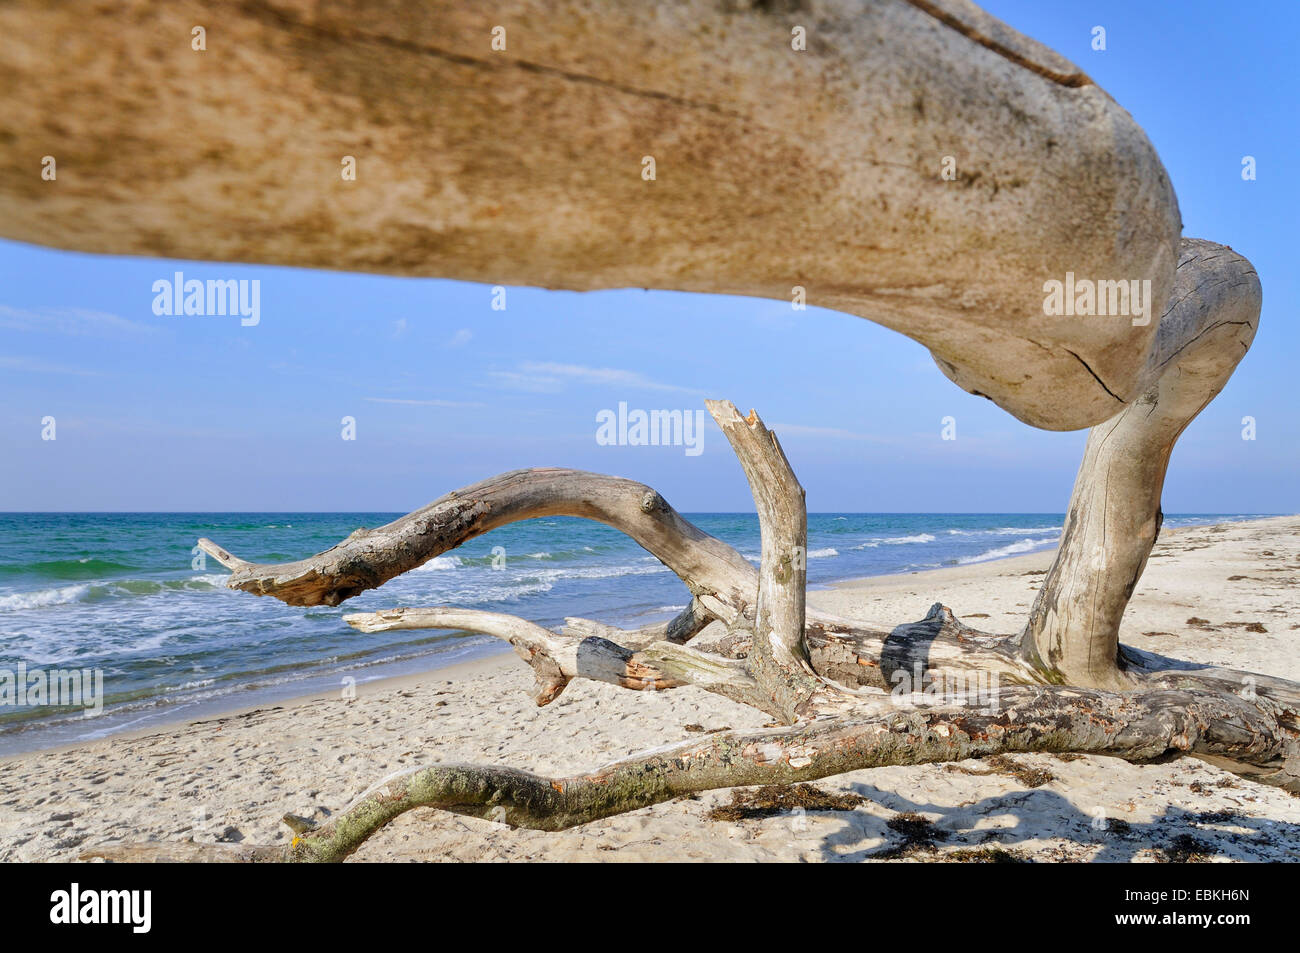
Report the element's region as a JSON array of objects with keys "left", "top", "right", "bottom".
[
  {"left": 188, "top": 574, "right": 230, "bottom": 587},
  {"left": 162, "top": 678, "right": 217, "bottom": 692},
  {"left": 412, "top": 555, "right": 463, "bottom": 572},
  {"left": 525, "top": 563, "right": 671, "bottom": 583},
  {"left": 0, "top": 584, "right": 91, "bottom": 610},
  {"left": 855, "top": 533, "right": 935, "bottom": 548},
  {"left": 946, "top": 526, "right": 1061, "bottom": 537},
  {"left": 957, "top": 536, "right": 1059, "bottom": 564}
]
